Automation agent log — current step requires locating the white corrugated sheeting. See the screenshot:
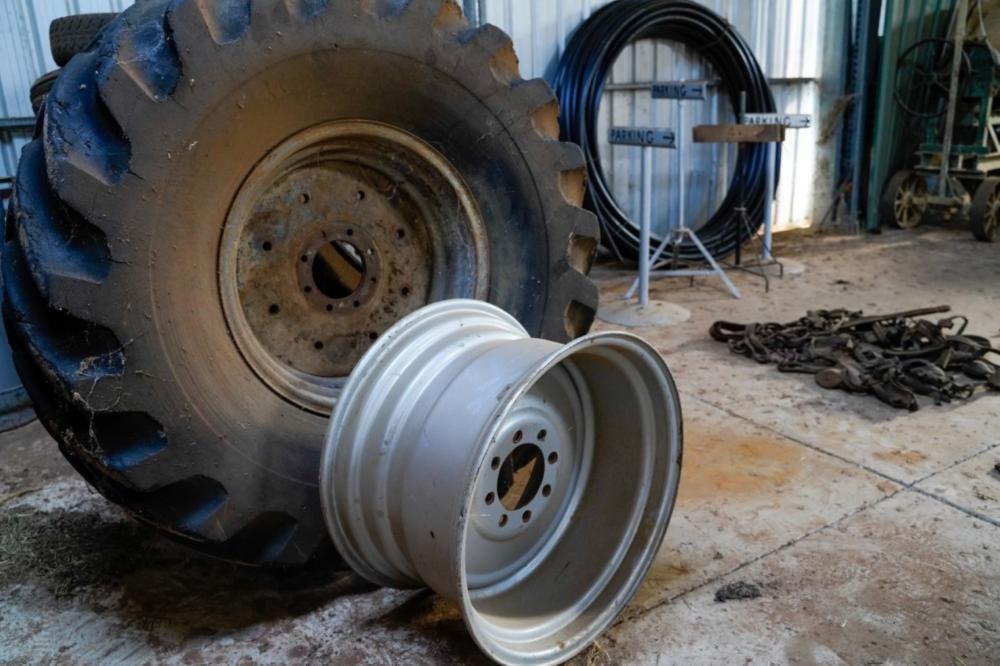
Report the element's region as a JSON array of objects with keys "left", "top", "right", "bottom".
[
  {"left": 0, "top": 0, "right": 129, "bottom": 178},
  {"left": 1, "top": 0, "right": 845, "bottom": 235},
  {"left": 480, "top": 0, "right": 845, "bottom": 234}
]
